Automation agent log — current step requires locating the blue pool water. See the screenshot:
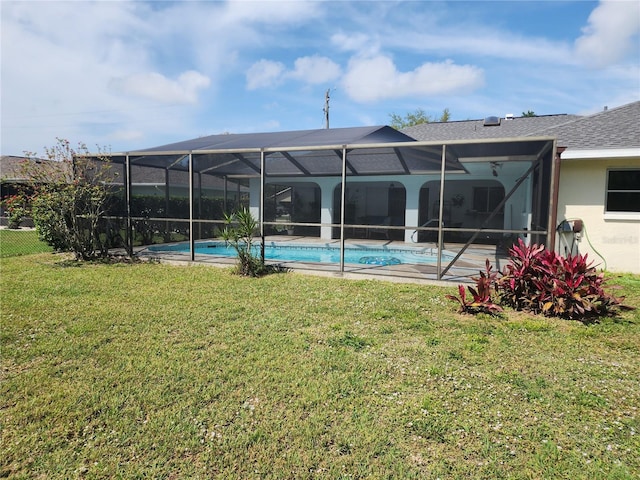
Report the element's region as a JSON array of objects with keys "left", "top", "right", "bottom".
[{"left": 148, "top": 241, "right": 452, "bottom": 266}]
